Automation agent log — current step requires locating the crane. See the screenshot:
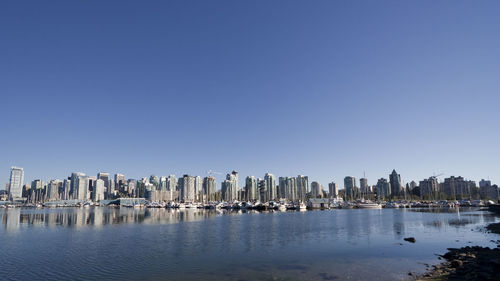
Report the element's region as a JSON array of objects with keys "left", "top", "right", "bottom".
[{"left": 206, "top": 170, "right": 223, "bottom": 176}]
